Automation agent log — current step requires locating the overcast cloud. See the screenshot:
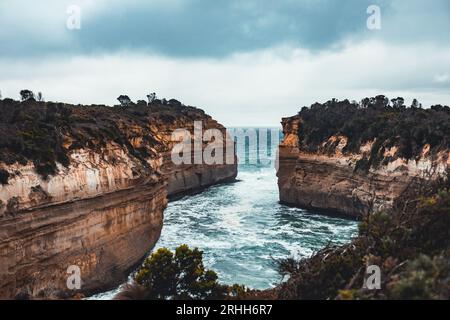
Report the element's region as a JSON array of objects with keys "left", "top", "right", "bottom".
[{"left": 0, "top": 0, "right": 449, "bottom": 126}]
